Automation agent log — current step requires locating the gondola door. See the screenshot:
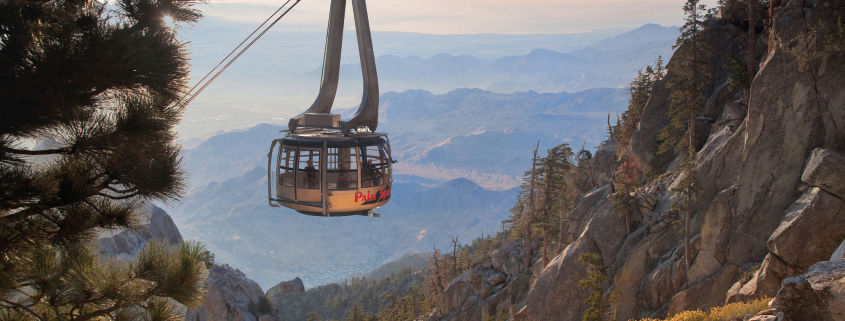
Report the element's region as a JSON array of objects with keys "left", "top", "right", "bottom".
[
  {"left": 277, "top": 145, "right": 297, "bottom": 201},
  {"left": 295, "top": 147, "right": 322, "bottom": 204}
]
